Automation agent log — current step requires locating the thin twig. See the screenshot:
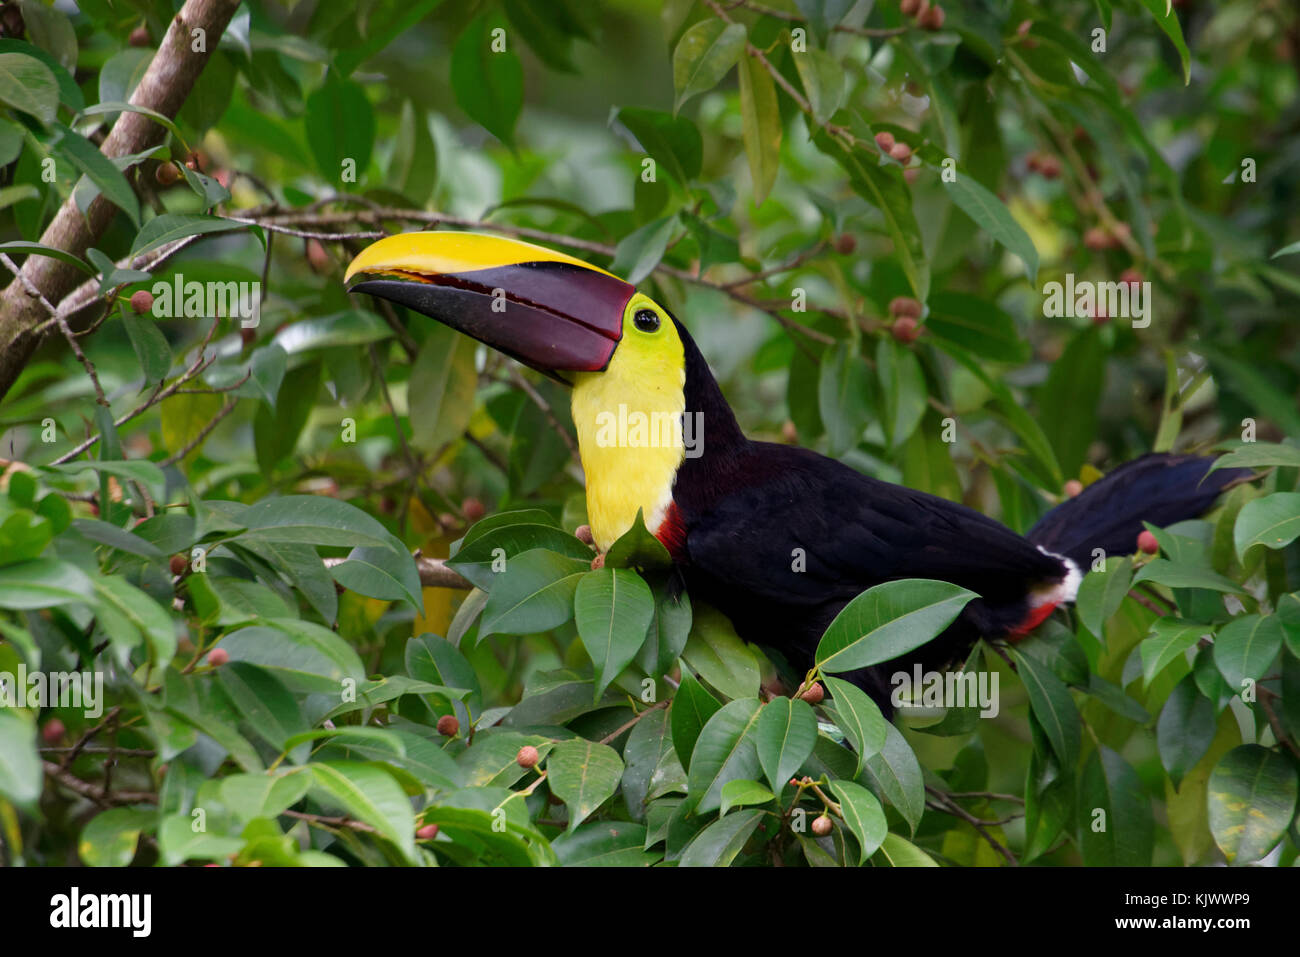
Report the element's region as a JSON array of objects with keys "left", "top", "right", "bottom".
[
  {"left": 926, "top": 786, "right": 1019, "bottom": 865},
  {"left": 159, "top": 397, "right": 237, "bottom": 466},
  {"left": 728, "top": 0, "right": 909, "bottom": 38},
  {"left": 599, "top": 699, "right": 670, "bottom": 745},
  {"left": 323, "top": 554, "right": 471, "bottom": 590},
  {"left": 43, "top": 760, "right": 156, "bottom": 807}
]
